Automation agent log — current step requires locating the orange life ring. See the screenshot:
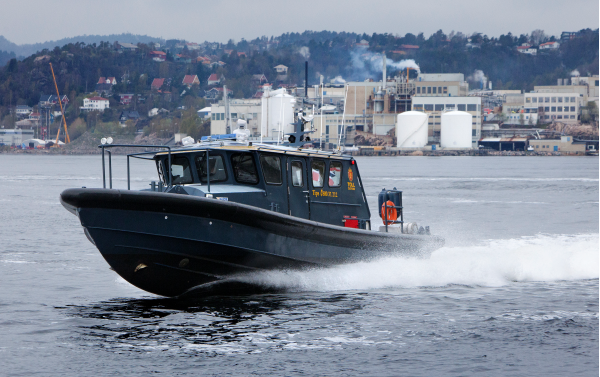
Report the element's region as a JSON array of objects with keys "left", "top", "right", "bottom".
[{"left": 381, "top": 200, "right": 397, "bottom": 225}]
